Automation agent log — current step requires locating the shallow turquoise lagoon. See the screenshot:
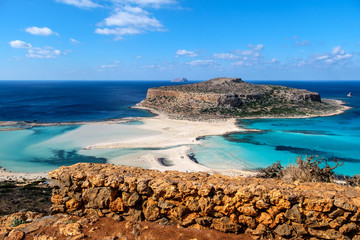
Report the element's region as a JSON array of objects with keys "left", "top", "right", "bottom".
[
  {"left": 0, "top": 123, "right": 158, "bottom": 173},
  {"left": 191, "top": 110, "right": 360, "bottom": 176},
  {"left": 1, "top": 80, "right": 359, "bottom": 176}
]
